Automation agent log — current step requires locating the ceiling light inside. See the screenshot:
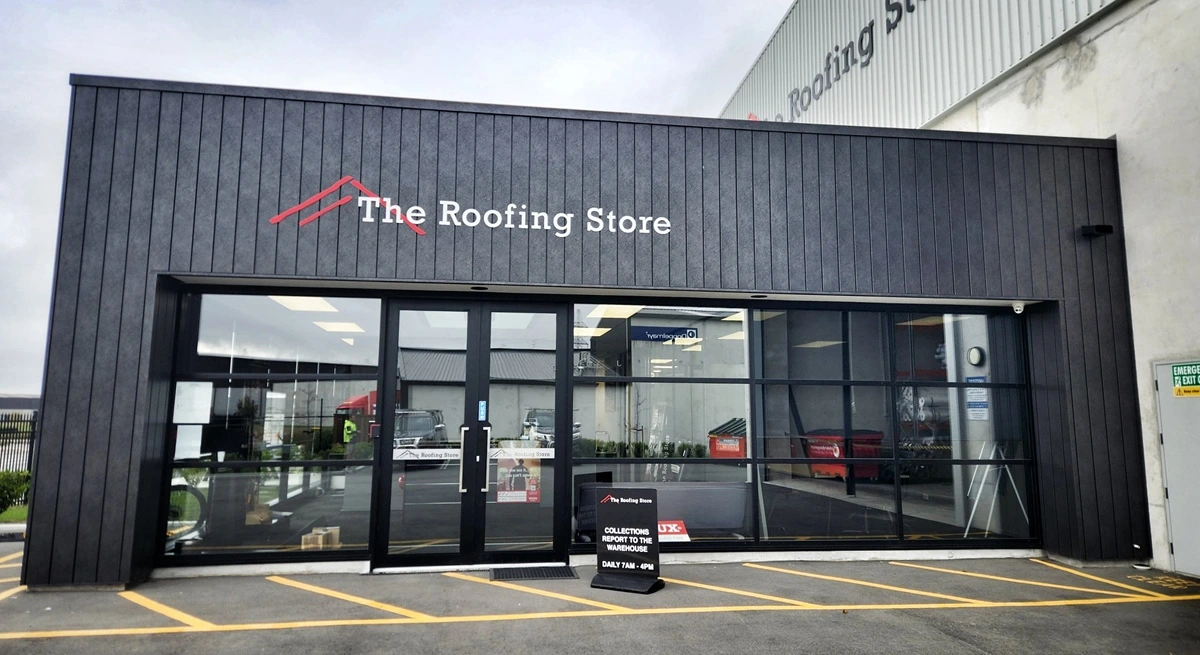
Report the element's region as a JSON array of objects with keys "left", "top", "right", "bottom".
[
  {"left": 574, "top": 327, "right": 611, "bottom": 338},
  {"left": 314, "top": 321, "right": 365, "bottom": 333},
  {"left": 896, "top": 315, "right": 963, "bottom": 327},
  {"left": 721, "top": 311, "right": 744, "bottom": 322},
  {"left": 682, "top": 345, "right": 702, "bottom": 352},
  {"left": 650, "top": 358, "right": 673, "bottom": 364},
  {"left": 587, "top": 305, "right": 644, "bottom": 319},
  {"left": 795, "top": 340, "right": 845, "bottom": 349},
  {"left": 270, "top": 296, "right": 338, "bottom": 312},
  {"left": 719, "top": 331, "right": 745, "bottom": 341},
  {"left": 671, "top": 337, "right": 703, "bottom": 346},
  {"left": 341, "top": 338, "right": 355, "bottom": 346}
]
